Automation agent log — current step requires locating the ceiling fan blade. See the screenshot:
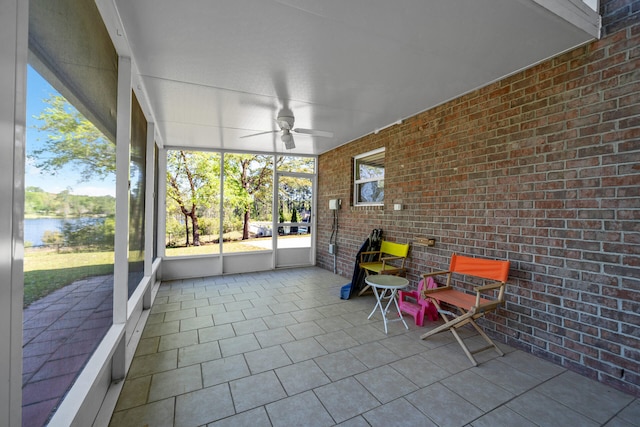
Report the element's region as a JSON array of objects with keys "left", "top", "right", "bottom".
[
  {"left": 292, "top": 128, "right": 334, "bottom": 138},
  {"left": 241, "top": 130, "right": 278, "bottom": 139}
]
